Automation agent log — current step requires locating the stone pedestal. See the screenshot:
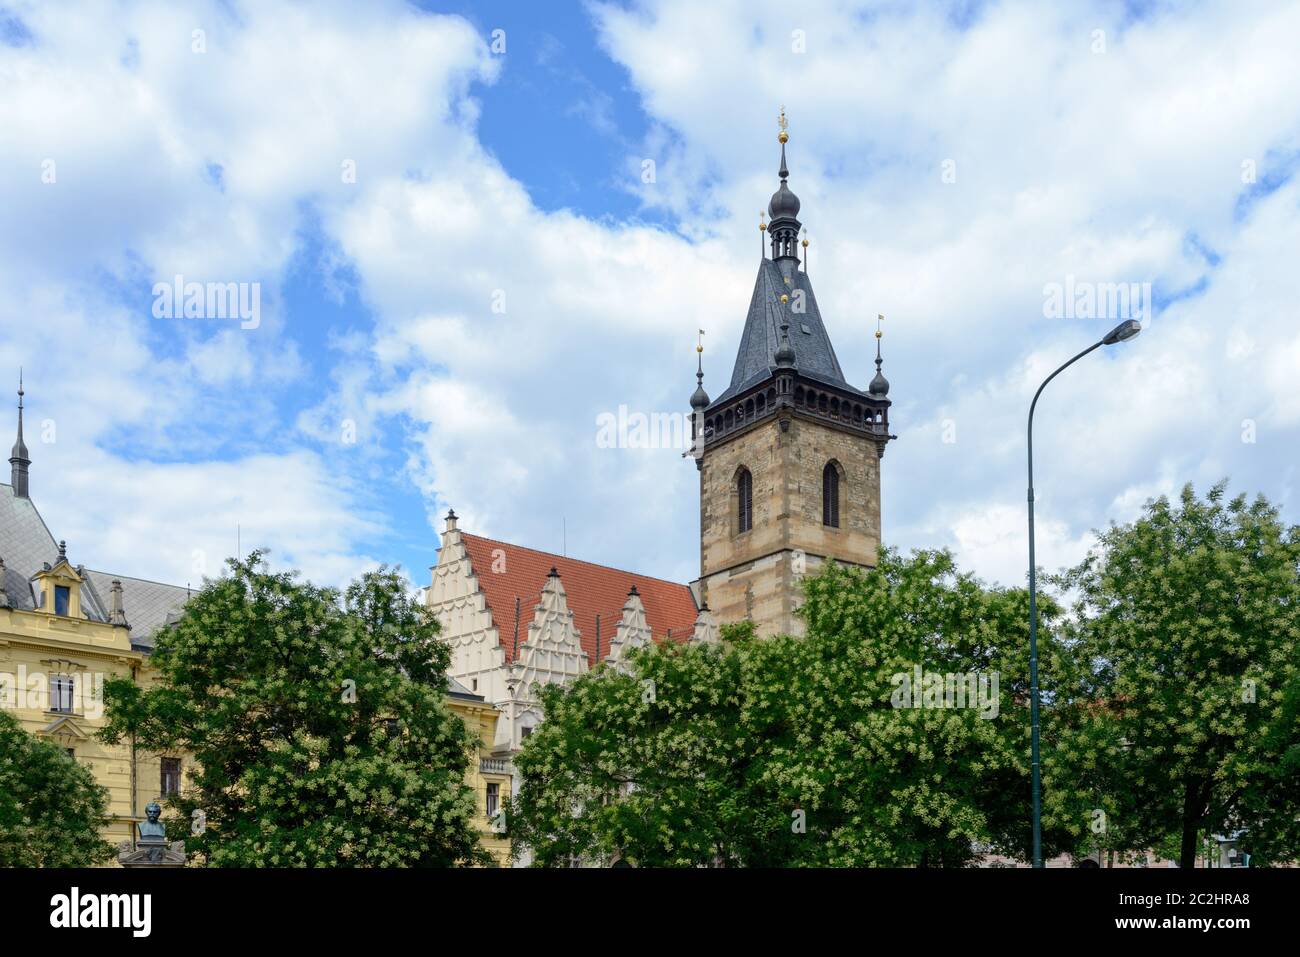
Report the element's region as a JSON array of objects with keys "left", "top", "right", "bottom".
[{"left": 118, "top": 836, "right": 187, "bottom": 867}]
